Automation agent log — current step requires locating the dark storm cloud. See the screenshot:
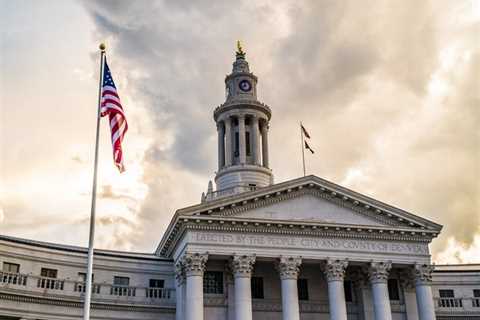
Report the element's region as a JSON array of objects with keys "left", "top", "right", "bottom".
[{"left": 81, "top": 0, "right": 479, "bottom": 259}]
